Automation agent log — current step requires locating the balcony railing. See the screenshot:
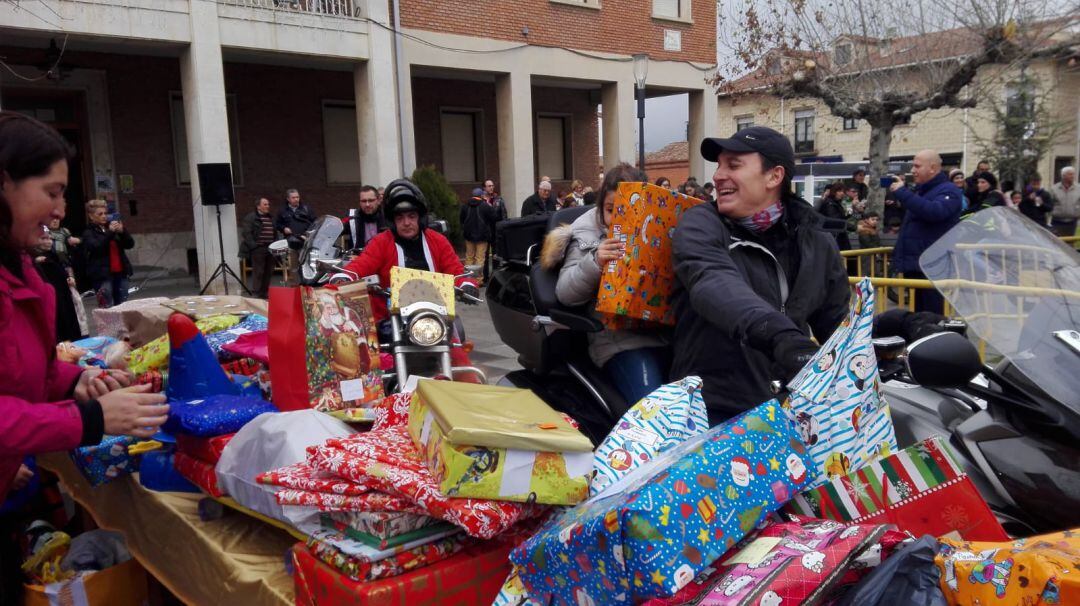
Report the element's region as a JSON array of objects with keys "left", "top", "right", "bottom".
[{"left": 218, "top": 0, "right": 361, "bottom": 19}]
